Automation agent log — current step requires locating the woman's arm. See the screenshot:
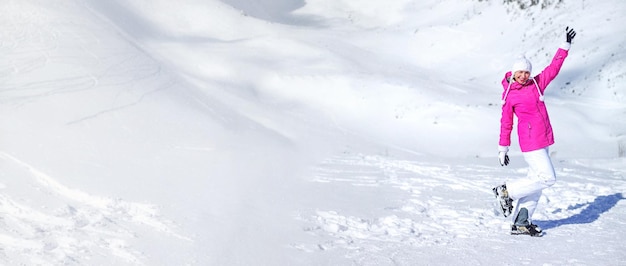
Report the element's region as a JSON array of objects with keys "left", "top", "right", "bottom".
[
  {"left": 536, "top": 27, "right": 576, "bottom": 91},
  {"left": 499, "top": 102, "right": 514, "bottom": 147},
  {"left": 536, "top": 47, "right": 569, "bottom": 92}
]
